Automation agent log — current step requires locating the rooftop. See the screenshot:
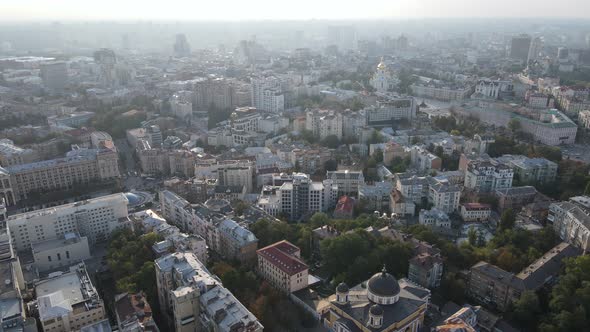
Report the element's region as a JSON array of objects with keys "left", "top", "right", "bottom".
[{"left": 257, "top": 240, "right": 308, "bottom": 276}]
